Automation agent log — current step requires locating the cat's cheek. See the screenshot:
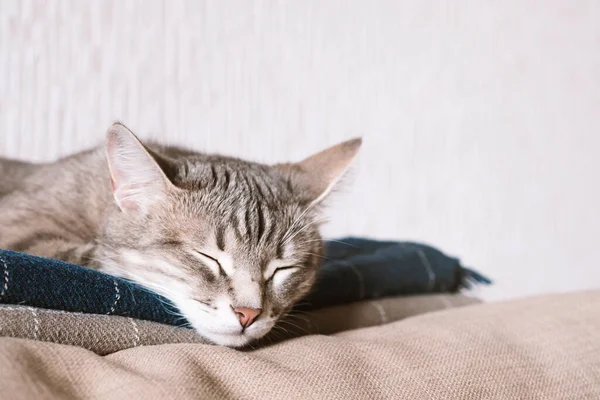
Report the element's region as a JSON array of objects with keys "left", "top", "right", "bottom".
[{"left": 173, "top": 299, "right": 235, "bottom": 336}]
